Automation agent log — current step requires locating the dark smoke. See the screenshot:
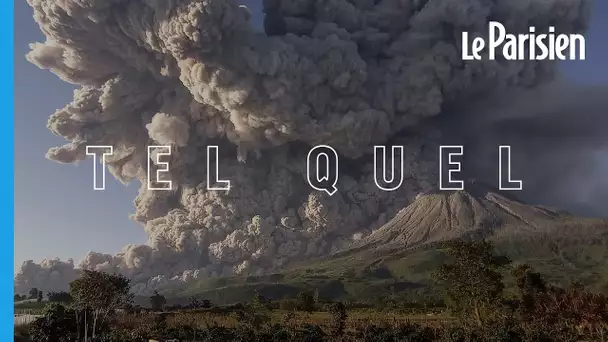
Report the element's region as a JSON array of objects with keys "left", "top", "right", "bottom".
[
  {"left": 443, "top": 83, "right": 608, "bottom": 216},
  {"left": 15, "top": 0, "right": 602, "bottom": 295}
]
